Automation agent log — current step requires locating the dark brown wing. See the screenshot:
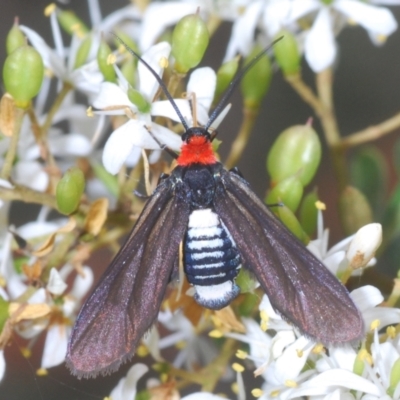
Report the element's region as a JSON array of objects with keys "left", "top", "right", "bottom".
[
  {"left": 214, "top": 169, "right": 363, "bottom": 344},
  {"left": 66, "top": 178, "right": 190, "bottom": 378}
]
